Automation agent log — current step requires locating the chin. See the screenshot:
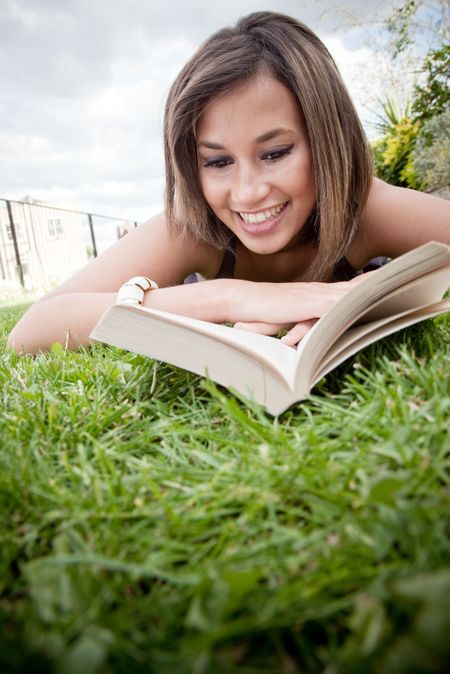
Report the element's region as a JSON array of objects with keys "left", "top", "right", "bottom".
[{"left": 244, "top": 238, "right": 288, "bottom": 256}]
